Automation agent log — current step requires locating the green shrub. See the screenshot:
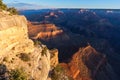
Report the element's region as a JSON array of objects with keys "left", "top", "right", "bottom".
[
  {"left": 41, "top": 47, "right": 47, "bottom": 56},
  {"left": 51, "top": 64, "right": 71, "bottom": 80},
  {"left": 0, "top": 64, "right": 7, "bottom": 75},
  {"left": 34, "top": 40, "right": 41, "bottom": 46},
  {"left": 0, "top": 0, "right": 7, "bottom": 10},
  {"left": 3, "top": 57, "right": 9, "bottom": 62},
  {"left": 0, "top": 0, "right": 18, "bottom": 14},
  {"left": 54, "top": 64, "right": 64, "bottom": 73},
  {"left": 7, "top": 7, "right": 18, "bottom": 15},
  {"left": 19, "top": 53, "right": 30, "bottom": 62},
  {"left": 9, "top": 68, "right": 28, "bottom": 80},
  {"left": 0, "top": 64, "right": 9, "bottom": 80}
]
